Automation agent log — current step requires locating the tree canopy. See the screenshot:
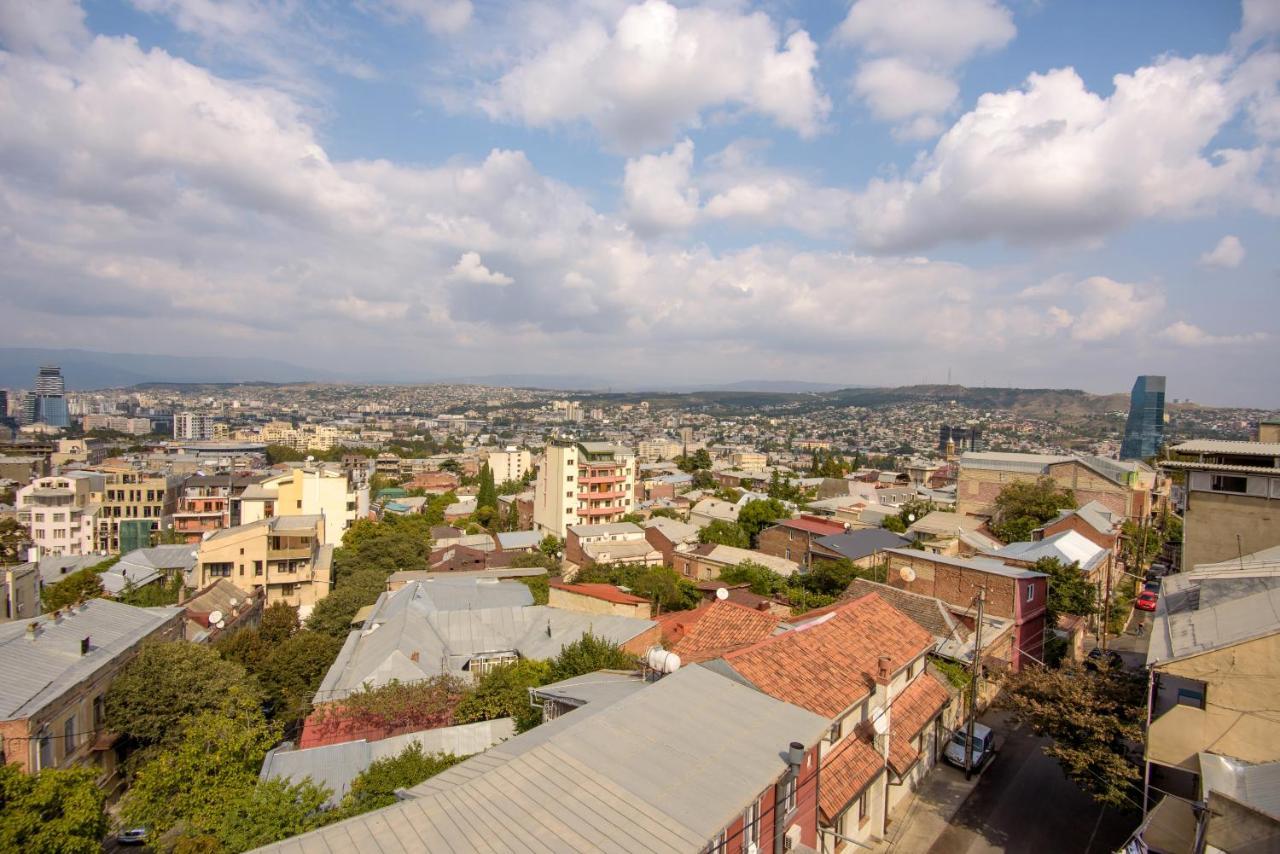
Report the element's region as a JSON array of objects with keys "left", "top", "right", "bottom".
[
  {"left": 737, "top": 498, "right": 789, "bottom": 547},
  {"left": 106, "top": 641, "right": 262, "bottom": 750},
  {"left": 698, "top": 519, "right": 750, "bottom": 548},
  {"left": 0, "top": 517, "right": 31, "bottom": 565},
  {"left": 335, "top": 744, "right": 467, "bottom": 818},
  {"left": 548, "top": 632, "right": 637, "bottom": 682},
  {"left": 453, "top": 659, "right": 551, "bottom": 733},
  {"left": 989, "top": 477, "right": 1076, "bottom": 543},
  {"left": 0, "top": 764, "right": 106, "bottom": 854}
]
